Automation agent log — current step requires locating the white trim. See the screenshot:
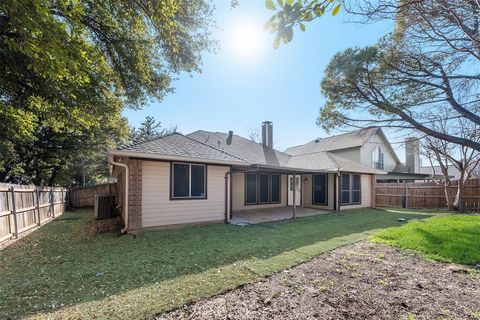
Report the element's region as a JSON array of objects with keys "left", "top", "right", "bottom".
[{"left": 108, "top": 150, "right": 247, "bottom": 167}]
